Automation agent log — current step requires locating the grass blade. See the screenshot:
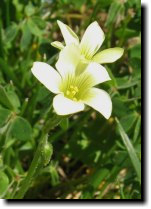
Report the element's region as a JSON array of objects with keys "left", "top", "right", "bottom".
[
  {"left": 133, "top": 116, "right": 141, "bottom": 142},
  {"left": 115, "top": 117, "right": 141, "bottom": 183}
]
